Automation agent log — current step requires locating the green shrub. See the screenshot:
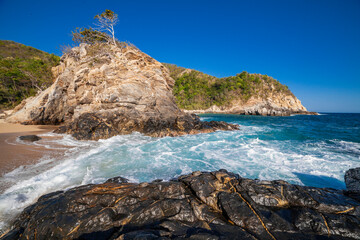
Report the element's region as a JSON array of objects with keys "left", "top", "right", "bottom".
[
  {"left": 166, "top": 64, "right": 295, "bottom": 110},
  {"left": 0, "top": 40, "right": 60, "bottom": 109}
]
